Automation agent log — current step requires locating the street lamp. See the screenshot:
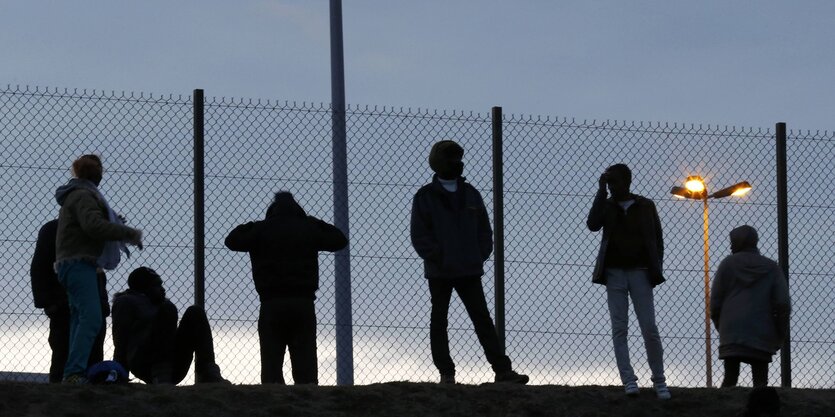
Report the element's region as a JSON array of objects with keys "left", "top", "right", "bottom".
[{"left": 670, "top": 176, "right": 752, "bottom": 388}]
